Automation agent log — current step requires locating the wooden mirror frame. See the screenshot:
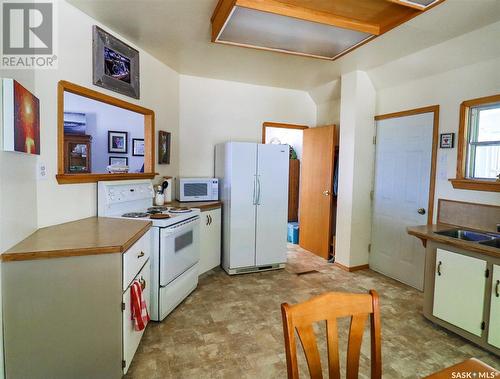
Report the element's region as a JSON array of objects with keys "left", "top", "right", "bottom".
[
  {"left": 450, "top": 94, "right": 500, "bottom": 192},
  {"left": 56, "top": 81, "right": 156, "bottom": 184}
]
